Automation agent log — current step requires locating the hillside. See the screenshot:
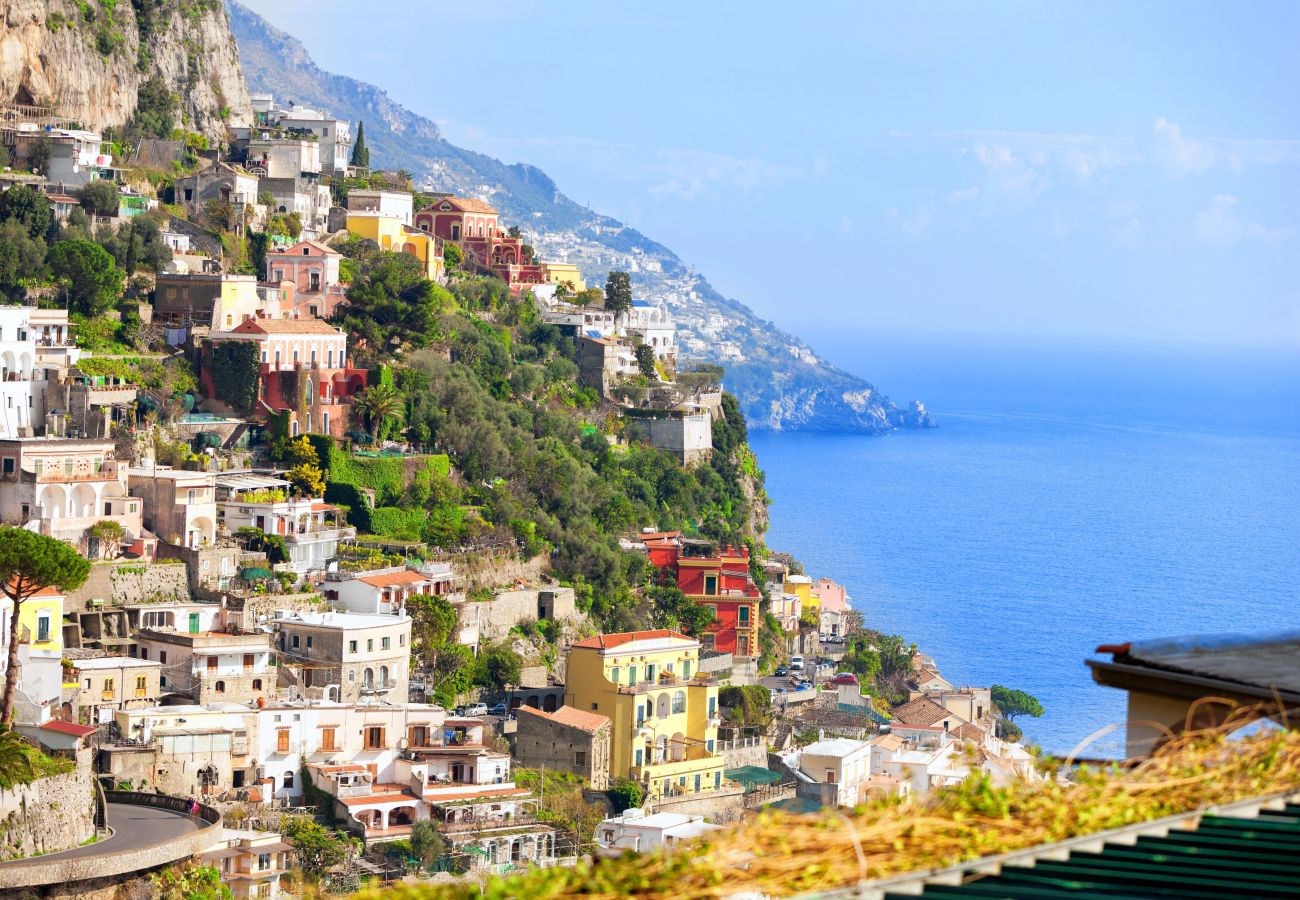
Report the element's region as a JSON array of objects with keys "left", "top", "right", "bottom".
[
  {"left": 0, "top": 0, "right": 250, "bottom": 139},
  {"left": 225, "top": 1, "right": 933, "bottom": 433}
]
